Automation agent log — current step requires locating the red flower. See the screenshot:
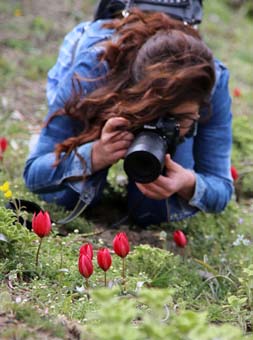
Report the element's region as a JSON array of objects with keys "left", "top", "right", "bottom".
[
  {"left": 0, "top": 137, "right": 8, "bottom": 160},
  {"left": 97, "top": 248, "right": 112, "bottom": 272},
  {"left": 113, "top": 232, "right": 130, "bottom": 258},
  {"left": 79, "top": 243, "right": 93, "bottom": 259},
  {"left": 0, "top": 137, "right": 8, "bottom": 153},
  {"left": 32, "top": 211, "right": 51, "bottom": 238},
  {"left": 78, "top": 254, "right": 93, "bottom": 278},
  {"left": 233, "top": 87, "right": 242, "bottom": 97},
  {"left": 173, "top": 230, "right": 187, "bottom": 248},
  {"left": 231, "top": 166, "right": 239, "bottom": 181}
]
